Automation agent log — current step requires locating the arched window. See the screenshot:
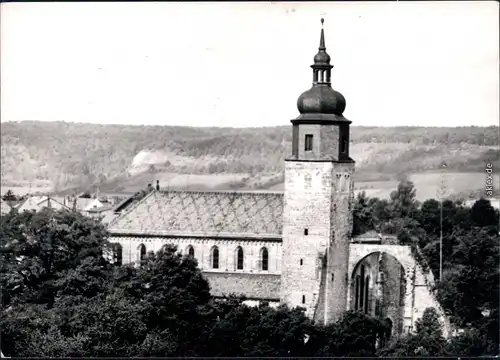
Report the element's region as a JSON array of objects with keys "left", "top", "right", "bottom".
[
  {"left": 138, "top": 244, "right": 146, "bottom": 262},
  {"left": 235, "top": 246, "right": 244, "bottom": 270},
  {"left": 364, "top": 275, "right": 370, "bottom": 314},
  {"left": 211, "top": 246, "right": 219, "bottom": 269},
  {"left": 359, "top": 265, "right": 366, "bottom": 309},
  {"left": 112, "top": 243, "right": 122, "bottom": 266},
  {"left": 355, "top": 275, "right": 360, "bottom": 310},
  {"left": 260, "top": 247, "right": 269, "bottom": 271},
  {"left": 187, "top": 245, "right": 195, "bottom": 258}
]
